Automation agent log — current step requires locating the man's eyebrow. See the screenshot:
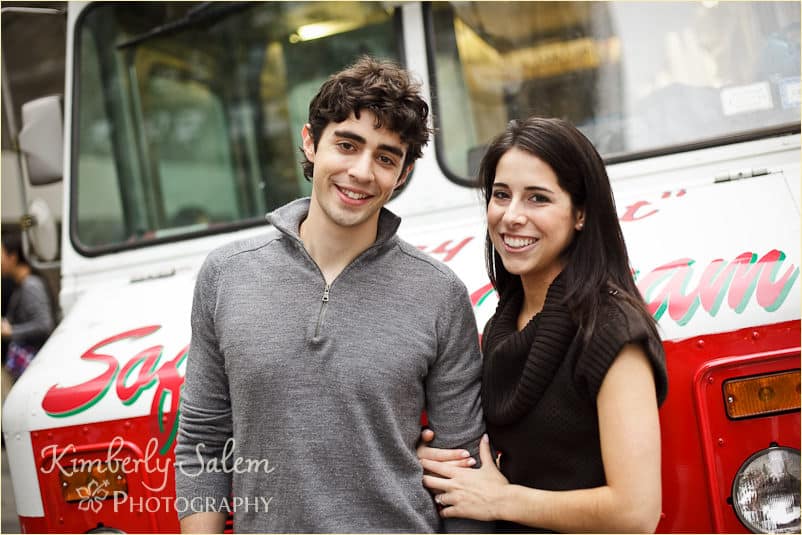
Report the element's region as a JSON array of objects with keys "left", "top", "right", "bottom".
[
  {"left": 333, "top": 129, "right": 405, "bottom": 159},
  {"left": 378, "top": 143, "right": 404, "bottom": 159},
  {"left": 333, "top": 130, "right": 366, "bottom": 145}
]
